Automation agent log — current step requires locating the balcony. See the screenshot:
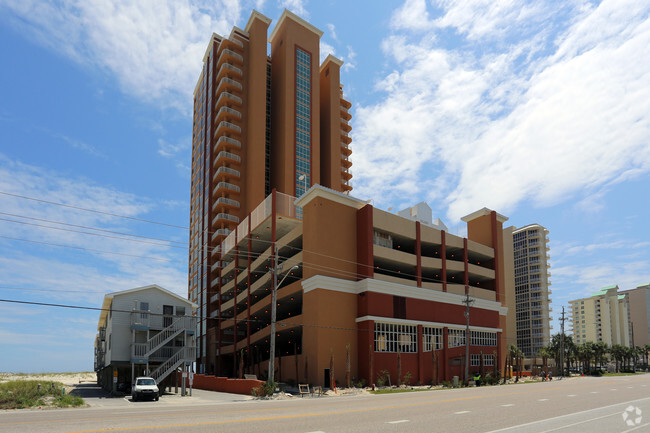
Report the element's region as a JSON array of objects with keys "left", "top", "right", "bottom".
[
  {"left": 217, "top": 48, "right": 243, "bottom": 66},
  {"left": 213, "top": 196, "right": 240, "bottom": 210},
  {"left": 216, "top": 63, "right": 243, "bottom": 81},
  {"left": 341, "top": 143, "right": 352, "bottom": 156},
  {"left": 214, "top": 121, "right": 242, "bottom": 138},
  {"left": 342, "top": 167, "right": 352, "bottom": 180},
  {"left": 215, "top": 106, "right": 242, "bottom": 124},
  {"left": 99, "top": 326, "right": 106, "bottom": 341},
  {"left": 213, "top": 181, "right": 240, "bottom": 195},
  {"left": 341, "top": 98, "right": 351, "bottom": 109},
  {"left": 212, "top": 166, "right": 241, "bottom": 183},
  {"left": 216, "top": 77, "right": 243, "bottom": 95},
  {"left": 214, "top": 136, "right": 242, "bottom": 153},
  {"left": 214, "top": 228, "right": 232, "bottom": 238},
  {"left": 215, "top": 92, "right": 242, "bottom": 108},
  {"left": 214, "top": 151, "right": 241, "bottom": 166},
  {"left": 212, "top": 212, "right": 240, "bottom": 226},
  {"left": 340, "top": 109, "right": 351, "bottom": 121},
  {"left": 341, "top": 155, "right": 352, "bottom": 168},
  {"left": 341, "top": 122, "right": 352, "bottom": 133}
]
